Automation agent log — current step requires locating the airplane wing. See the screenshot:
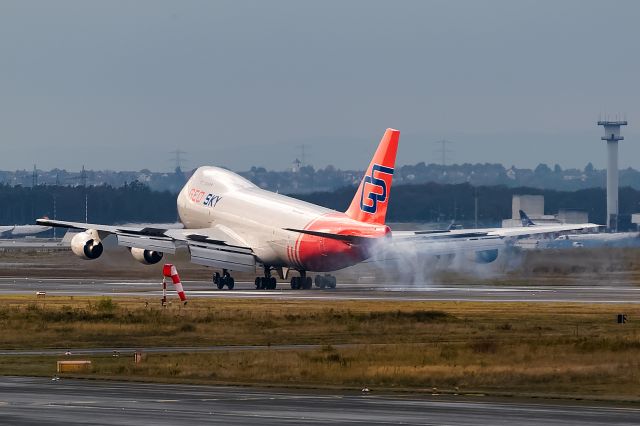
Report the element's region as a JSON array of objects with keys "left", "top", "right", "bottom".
[
  {"left": 36, "top": 219, "right": 256, "bottom": 272},
  {"left": 392, "top": 208, "right": 601, "bottom": 244},
  {"left": 392, "top": 222, "right": 601, "bottom": 241},
  {"left": 387, "top": 221, "right": 602, "bottom": 256}
]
